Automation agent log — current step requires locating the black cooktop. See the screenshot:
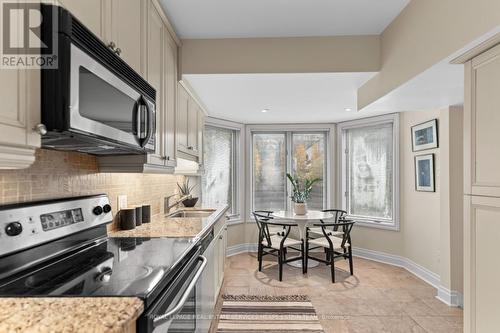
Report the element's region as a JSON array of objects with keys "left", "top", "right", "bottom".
[{"left": 0, "top": 233, "right": 198, "bottom": 307}]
